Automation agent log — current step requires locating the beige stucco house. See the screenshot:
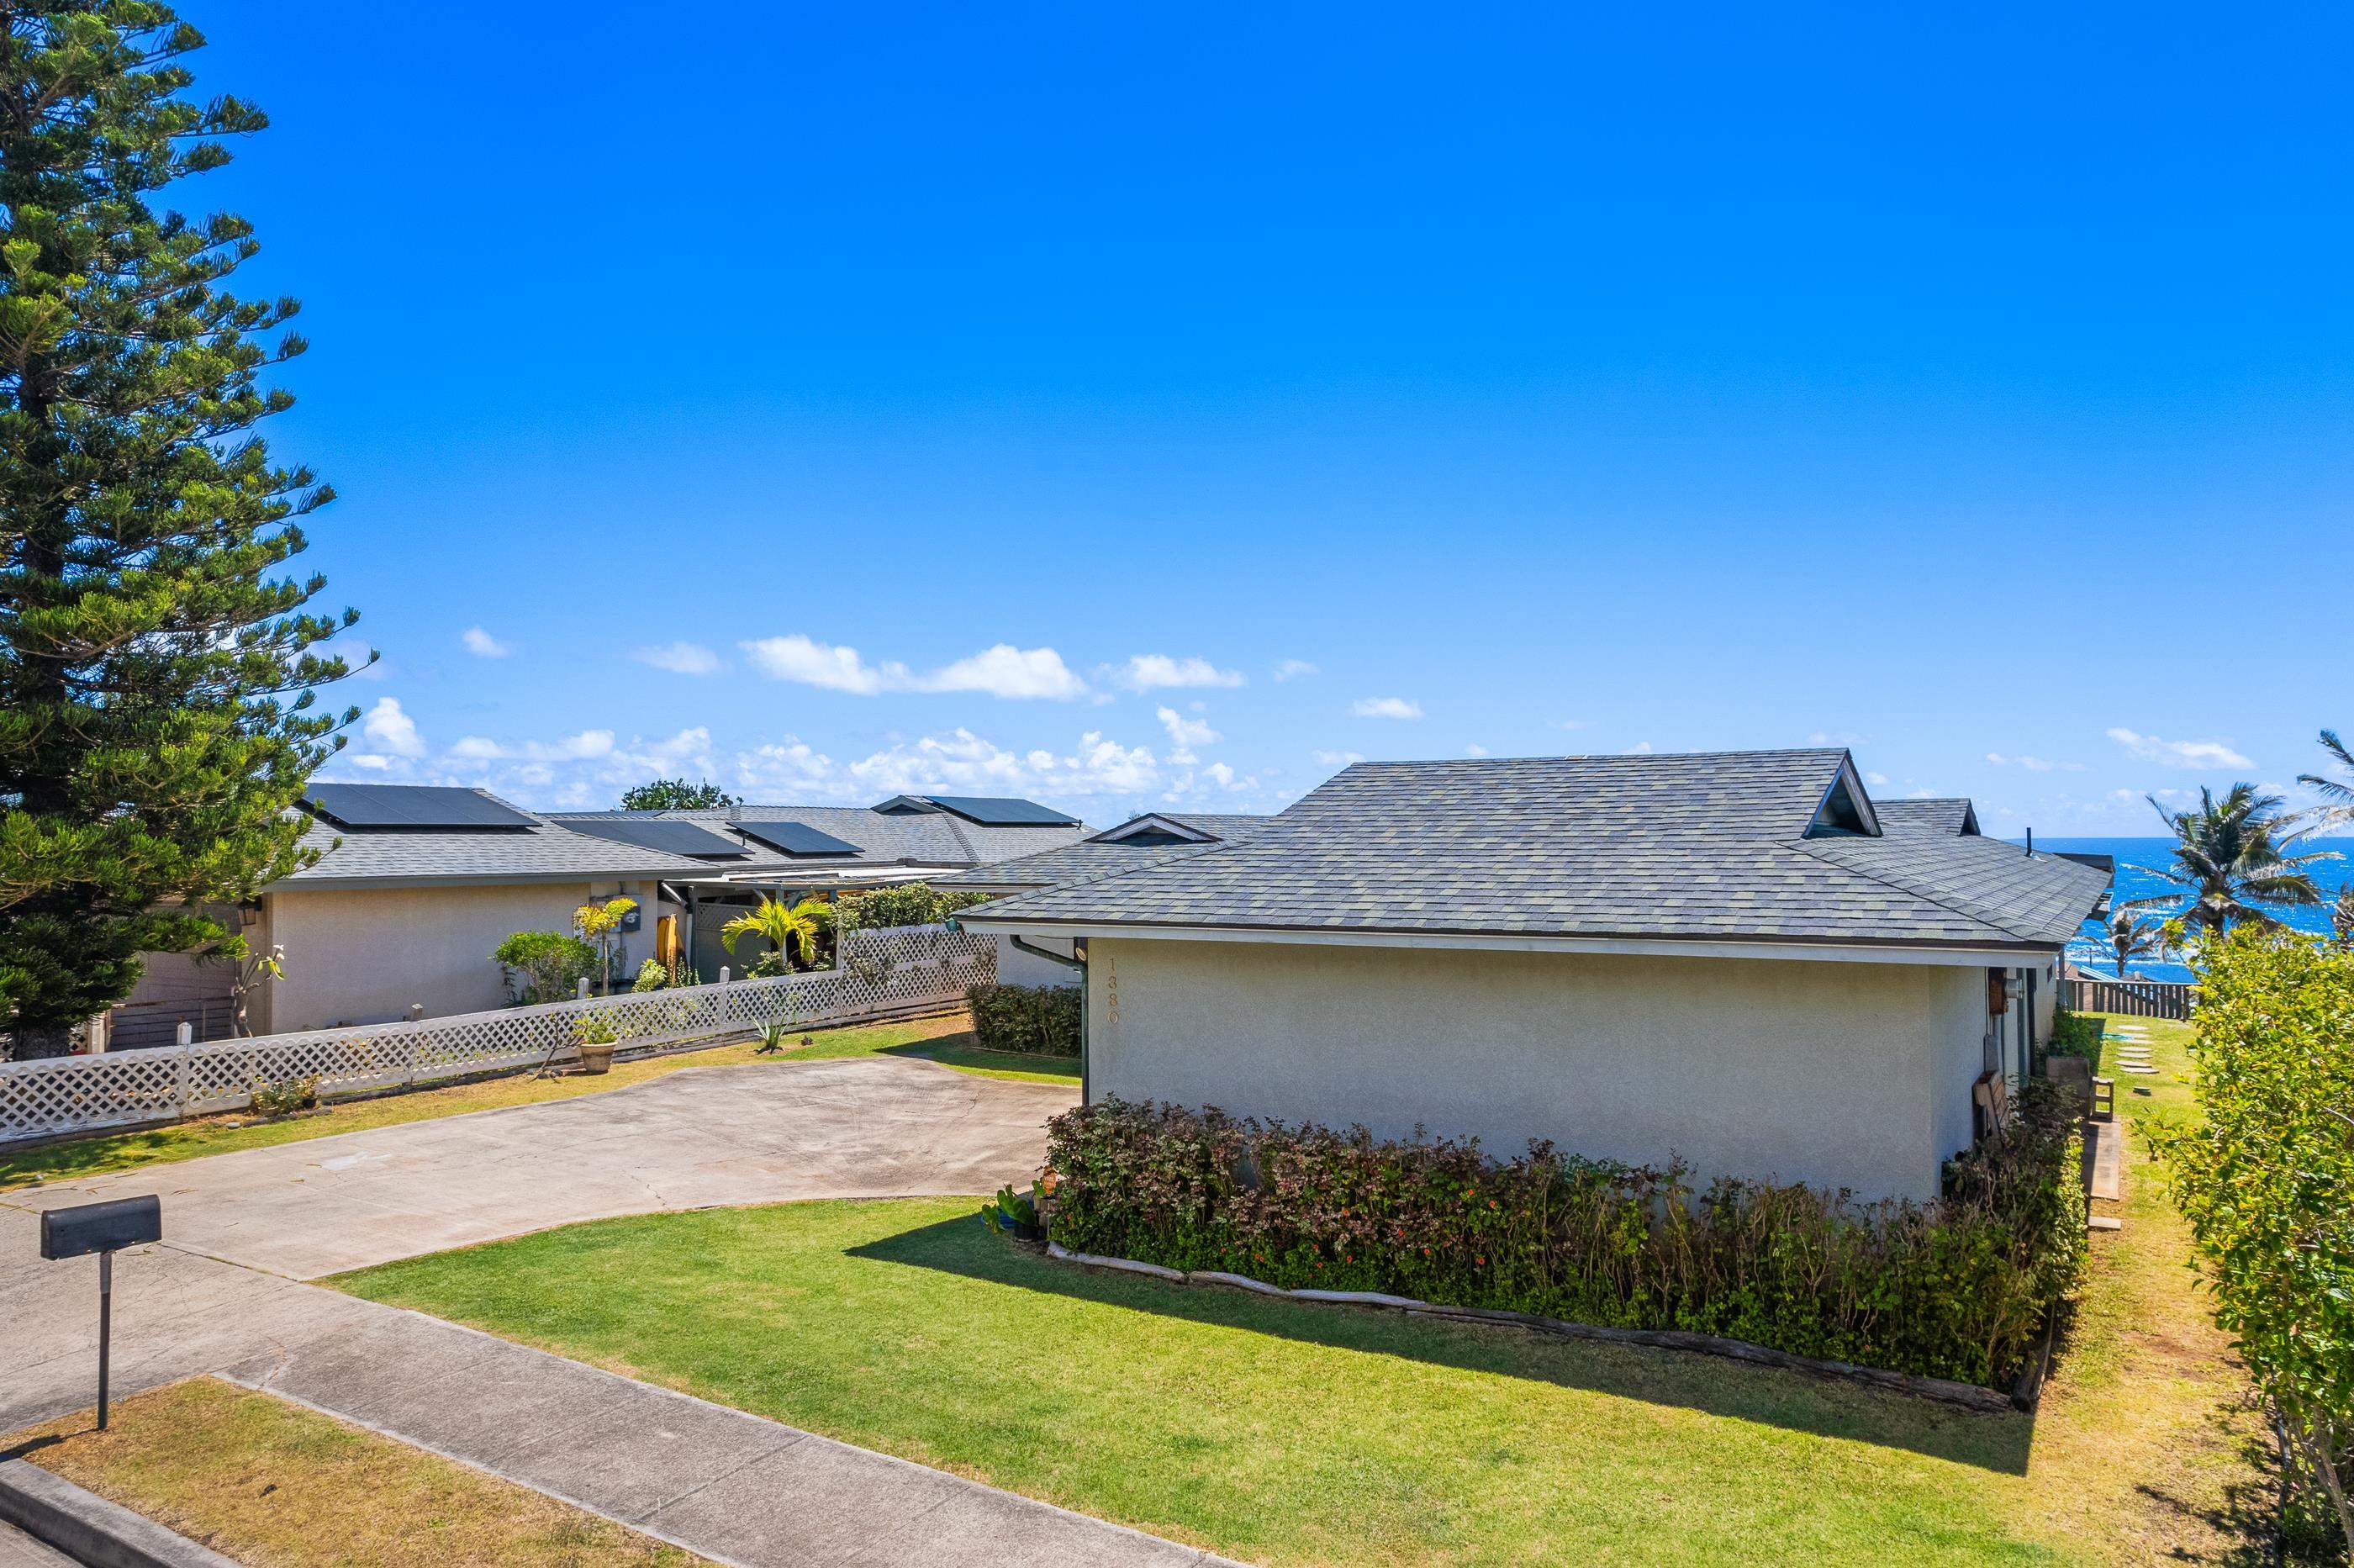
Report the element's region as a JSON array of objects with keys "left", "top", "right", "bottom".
[
  {"left": 960, "top": 749, "right": 2112, "bottom": 1203},
  {"left": 122, "top": 784, "right": 1090, "bottom": 1039}
]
